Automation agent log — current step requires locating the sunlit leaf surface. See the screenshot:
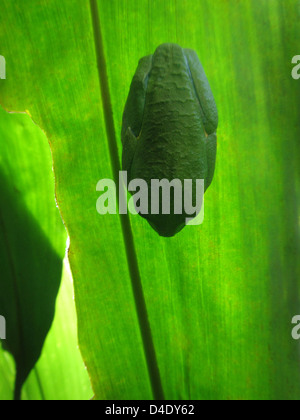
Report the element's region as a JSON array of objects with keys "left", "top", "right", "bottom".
[
  {"left": 0, "top": 0, "right": 300, "bottom": 400},
  {"left": 0, "top": 107, "right": 66, "bottom": 398},
  {"left": 0, "top": 260, "right": 92, "bottom": 400}
]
